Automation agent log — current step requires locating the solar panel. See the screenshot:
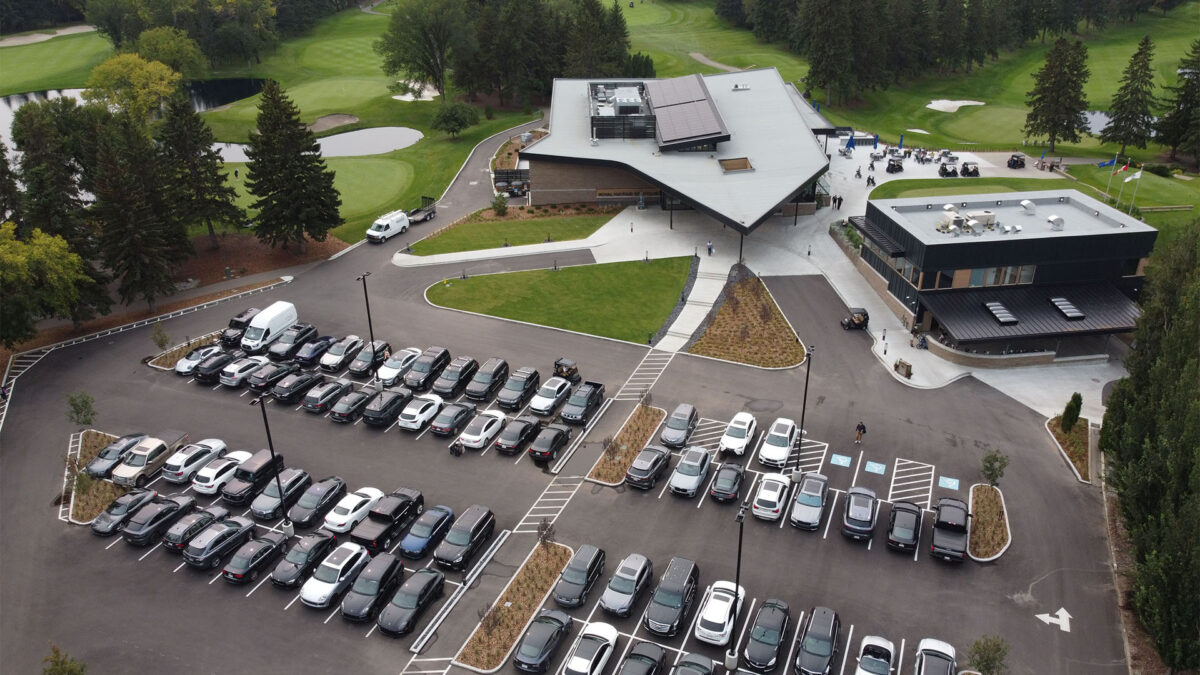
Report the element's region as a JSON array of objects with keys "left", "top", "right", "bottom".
[
  {"left": 644, "top": 75, "right": 707, "bottom": 107},
  {"left": 984, "top": 301, "right": 1018, "bottom": 325},
  {"left": 656, "top": 100, "right": 724, "bottom": 144},
  {"left": 1049, "top": 297, "right": 1086, "bottom": 320}
]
